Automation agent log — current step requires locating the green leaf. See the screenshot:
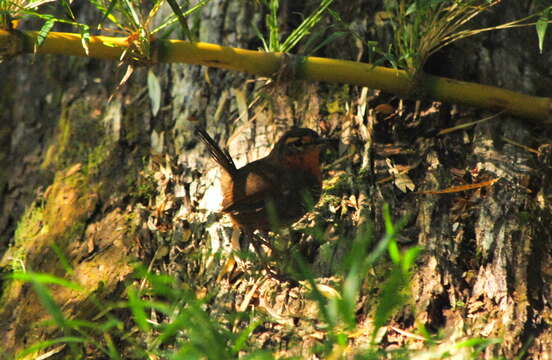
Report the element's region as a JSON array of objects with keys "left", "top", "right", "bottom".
[
  {"left": 252, "top": 22, "right": 270, "bottom": 52},
  {"left": 373, "top": 267, "right": 408, "bottom": 337},
  {"left": 16, "top": 337, "right": 86, "bottom": 359},
  {"left": 406, "top": 3, "right": 416, "bottom": 16},
  {"left": 387, "top": 239, "right": 400, "bottom": 264},
  {"left": 292, "top": 251, "right": 333, "bottom": 326},
  {"left": 147, "top": 69, "right": 162, "bottom": 116},
  {"left": 382, "top": 203, "right": 395, "bottom": 236},
  {"left": 166, "top": 0, "right": 195, "bottom": 41},
  {"left": 33, "top": 281, "right": 67, "bottom": 328},
  {"left": 536, "top": 9, "right": 550, "bottom": 53},
  {"left": 281, "top": 0, "right": 334, "bottom": 53},
  {"left": 267, "top": 0, "right": 280, "bottom": 52},
  {"left": 402, "top": 245, "right": 422, "bottom": 272},
  {"left": 455, "top": 337, "right": 502, "bottom": 349},
  {"left": 61, "top": 0, "right": 76, "bottom": 21},
  {"left": 121, "top": 0, "right": 140, "bottom": 29},
  {"left": 231, "top": 319, "right": 261, "bottom": 354},
  {"left": 153, "top": 0, "right": 211, "bottom": 35},
  {"left": 50, "top": 243, "right": 73, "bottom": 274},
  {"left": 309, "top": 31, "right": 346, "bottom": 54},
  {"left": 80, "top": 24, "right": 91, "bottom": 56},
  {"left": 89, "top": 0, "right": 121, "bottom": 29},
  {"left": 104, "top": 332, "right": 122, "bottom": 360},
  {"left": 99, "top": 318, "right": 125, "bottom": 332},
  {"left": 128, "top": 286, "right": 150, "bottom": 332},
  {"left": 36, "top": 16, "right": 56, "bottom": 47},
  {"left": 156, "top": 314, "right": 186, "bottom": 345},
  {"left": 10, "top": 272, "right": 83, "bottom": 291}
]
